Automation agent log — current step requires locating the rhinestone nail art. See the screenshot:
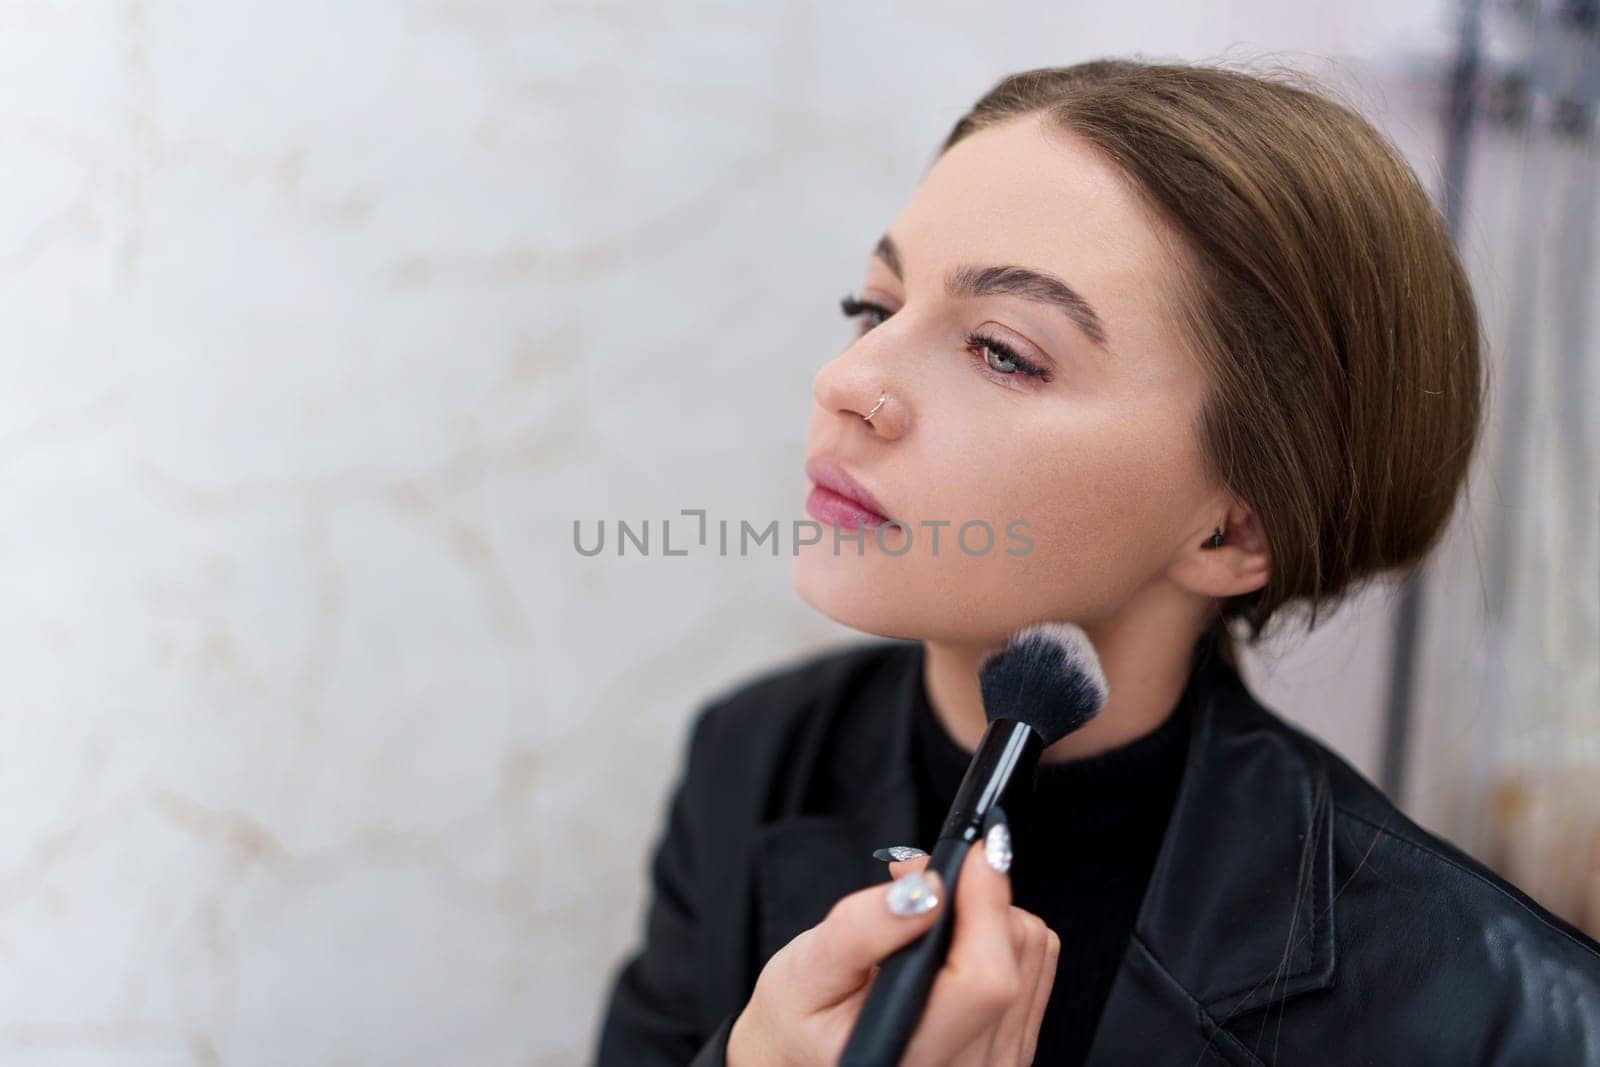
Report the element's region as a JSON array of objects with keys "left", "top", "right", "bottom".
[
  {"left": 885, "top": 871, "right": 940, "bottom": 916},
  {"left": 872, "top": 846, "right": 929, "bottom": 863},
  {"left": 984, "top": 821, "right": 1013, "bottom": 874}
]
